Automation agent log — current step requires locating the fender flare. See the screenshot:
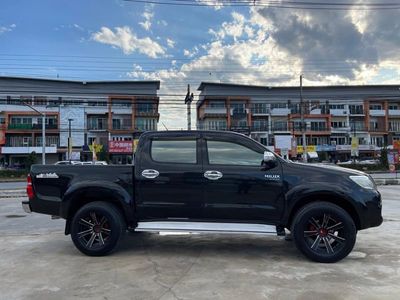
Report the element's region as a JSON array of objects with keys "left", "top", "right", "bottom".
[{"left": 60, "top": 180, "right": 135, "bottom": 228}]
